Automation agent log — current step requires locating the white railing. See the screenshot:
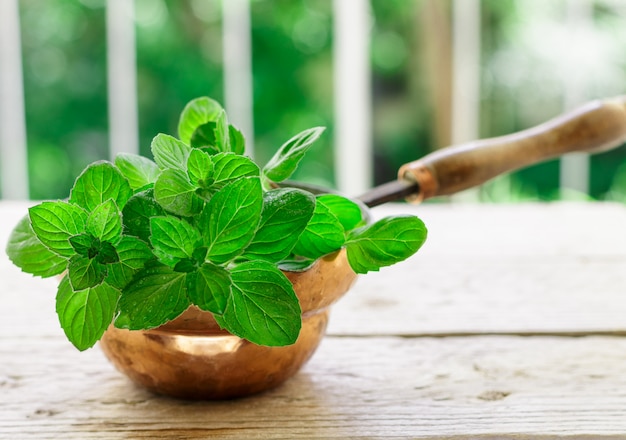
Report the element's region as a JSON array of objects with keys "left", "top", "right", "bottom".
[
  {"left": 332, "top": 0, "right": 373, "bottom": 196},
  {"left": 559, "top": 0, "right": 593, "bottom": 194},
  {"left": 222, "top": 0, "right": 255, "bottom": 158},
  {"left": 0, "top": 0, "right": 29, "bottom": 199},
  {"left": 450, "top": 0, "right": 481, "bottom": 201},
  {"left": 0, "top": 0, "right": 613, "bottom": 200},
  {"left": 106, "top": 0, "right": 139, "bottom": 159}
]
